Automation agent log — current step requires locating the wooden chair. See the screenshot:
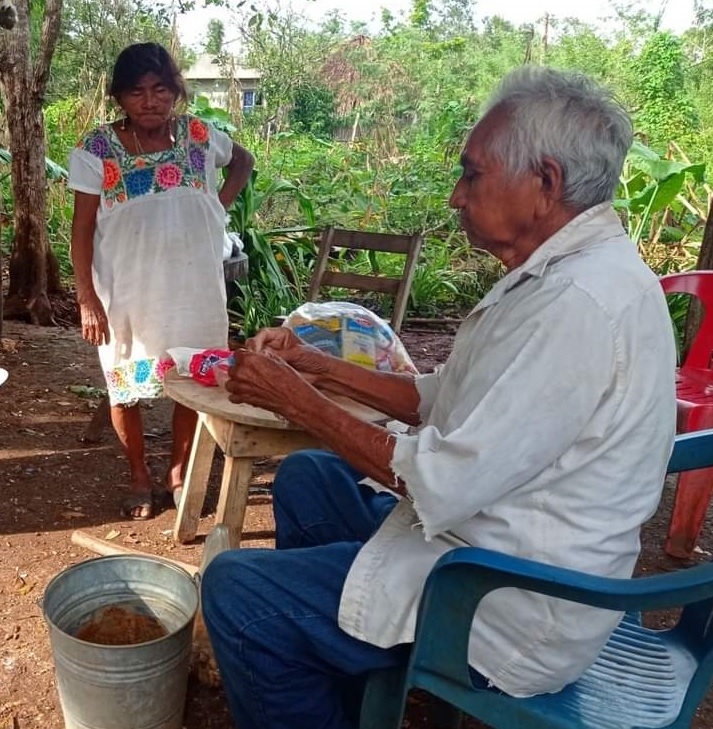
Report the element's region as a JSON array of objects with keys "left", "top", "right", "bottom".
[
  {"left": 660, "top": 271, "right": 713, "bottom": 558},
  {"left": 360, "top": 428, "right": 713, "bottom": 729},
  {"left": 307, "top": 227, "right": 423, "bottom": 333}
]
